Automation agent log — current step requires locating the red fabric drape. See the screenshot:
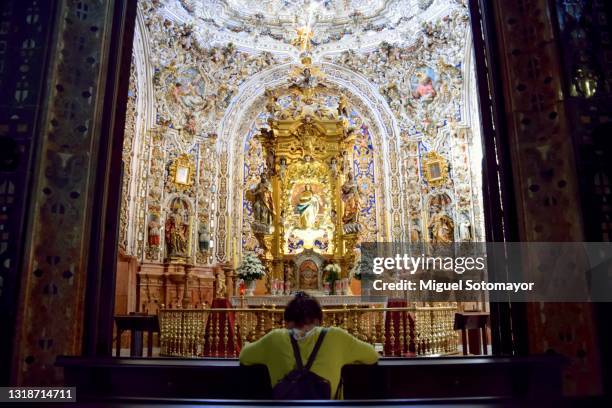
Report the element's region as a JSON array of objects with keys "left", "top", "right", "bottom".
[
  {"left": 384, "top": 299, "right": 415, "bottom": 357},
  {"left": 203, "top": 298, "right": 241, "bottom": 357}
]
